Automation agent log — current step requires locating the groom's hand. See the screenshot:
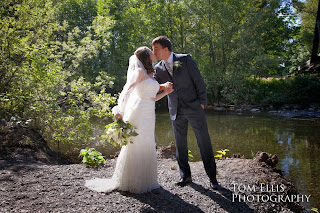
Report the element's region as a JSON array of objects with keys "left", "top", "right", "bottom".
[
  {"left": 164, "top": 82, "right": 174, "bottom": 94},
  {"left": 201, "top": 104, "right": 205, "bottom": 109},
  {"left": 160, "top": 82, "right": 174, "bottom": 94},
  {"left": 164, "top": 81, "right": 173, "bottom": 88}
]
